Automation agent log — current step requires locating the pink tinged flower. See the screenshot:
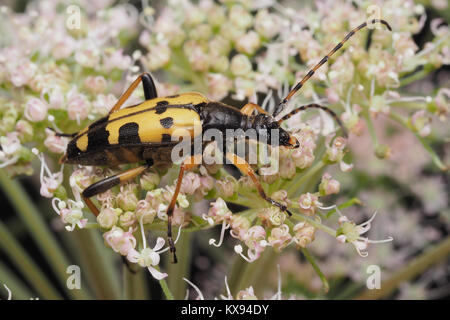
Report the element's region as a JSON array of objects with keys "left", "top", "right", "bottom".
[
  {"left": 52, "top": 37, "right": 75, "bottom": 60},
  {"left": 318, "top": 173, "right": 340, "bottom": 196},
  {"left": 279, "top": 157, "right": 296, "bottom": 179},
  {"left": 293, "top": 222, "right": 316, "bottom": 248},
  {"left": 336, "top": 212, "right": 393, "bottom": 257},
  {"left": 230, "top": 215, "right": 251, "bottom": 240},
  {"left": 135, "top": 199, "right": 157, "bottom": 225},
  {"left": 15, "top": 120, "right": 33, "bottom": 141},
  {"left": 258, "top": 207, "right": 285, "bottom": 227},
  {"left": 44, "top": 128, "right": 68, "bottom": 154},
  {"left": 67, "top": 91, "right": 91, "bottom": 122},
  {"left": 325, "top": 88, "right": 340, "bottom": 104},
  {"left": 103, "top": 226, "right": 137, "bottom": 256},
  {"left": 254, "top": 9, "right": 280, "bottom": 39},
  {"left": 52, "top": 198, "right": 87, "bottom": 232},
  {"left": 126, "top": 216, "right": 170, "bottom": 280},
  {"left": 140, "top": 171, "right": 160, "bottom": 191},
  {"left": 0, "top": 132, "right": 22, "bottom": 168},
  {"left": 93, "top": 94, "right": 116, "bottom": 116},
  {"left": 179, "top": 172, "right": 201, "bottom": 195},
  {"left": 75, "top": 42, "right": 100, "bottom": 68},
  {"left": 207, "top": 197, "right": 232, "bottom": 224},
  {"left": 243, "top": 226, "right": 267, "bottom": 257},
  {"left": 434, "top": 88, "right": 449, "bottom": 120},
  {"left": 195, "top": 174, "right": 214, "bottom": 200},
  {"left": 267, "top": 224, "right": 292, "bottom": 251},
  {"left": 103, "top": 49, "right": 132, "bottom": 72},
  {"left": 70, "top": 167, "right": 95, "bottom": 198},
  {"left": 24, "top": 98, "right": 48, "bottom": 122},
  {"left": 206, "top": 73, "right": 233, "bottom": 101},
  {"left": 33, "top": 149, "right": 64, "bottom": 198},
  {"left": 370, "top": 95, "right": 390, "bottom": 117},
  {"left": 144, "top": 44, "right": 171, "bottom": 71},
  {"left": 410, "top": 110, "right": 432, "bottom": 137},
  {"left": 119, "top": 211, "right": 137, "bottom": 228},
  {"left": 298, "top": 193, "right": 322, "bottom": 216},
  {"left": 236, "top": 287, "right": 257, "bottom": 300},
  {"left": 42, "top": 88, "right": 64, "bottom": 110},
  {"left": 97, "top": 206, "right": 120, "bottom": 229},
  {"left": 341, "top": 111, "right": 365, "bottom": 136},
  {"left": 236, "top": 31, "right": 261, "bottom": 55},
  {"left": 8, "top": 58, "right": 37, "bottom": 87},
  {"left": 215, "top": 176, "right": 237, "bottom": 198},
  {"left": 325, "top": 134, "right": 353, "bottom": 172},
  {"left": 230, "top": 54, "right": 252, "bottom": 77},
  {"left": 116, "top": 184, "right": 139, "bottom": 211},
  {"left": 84, "top": 76, "right": 107, "bottom": 94}
]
